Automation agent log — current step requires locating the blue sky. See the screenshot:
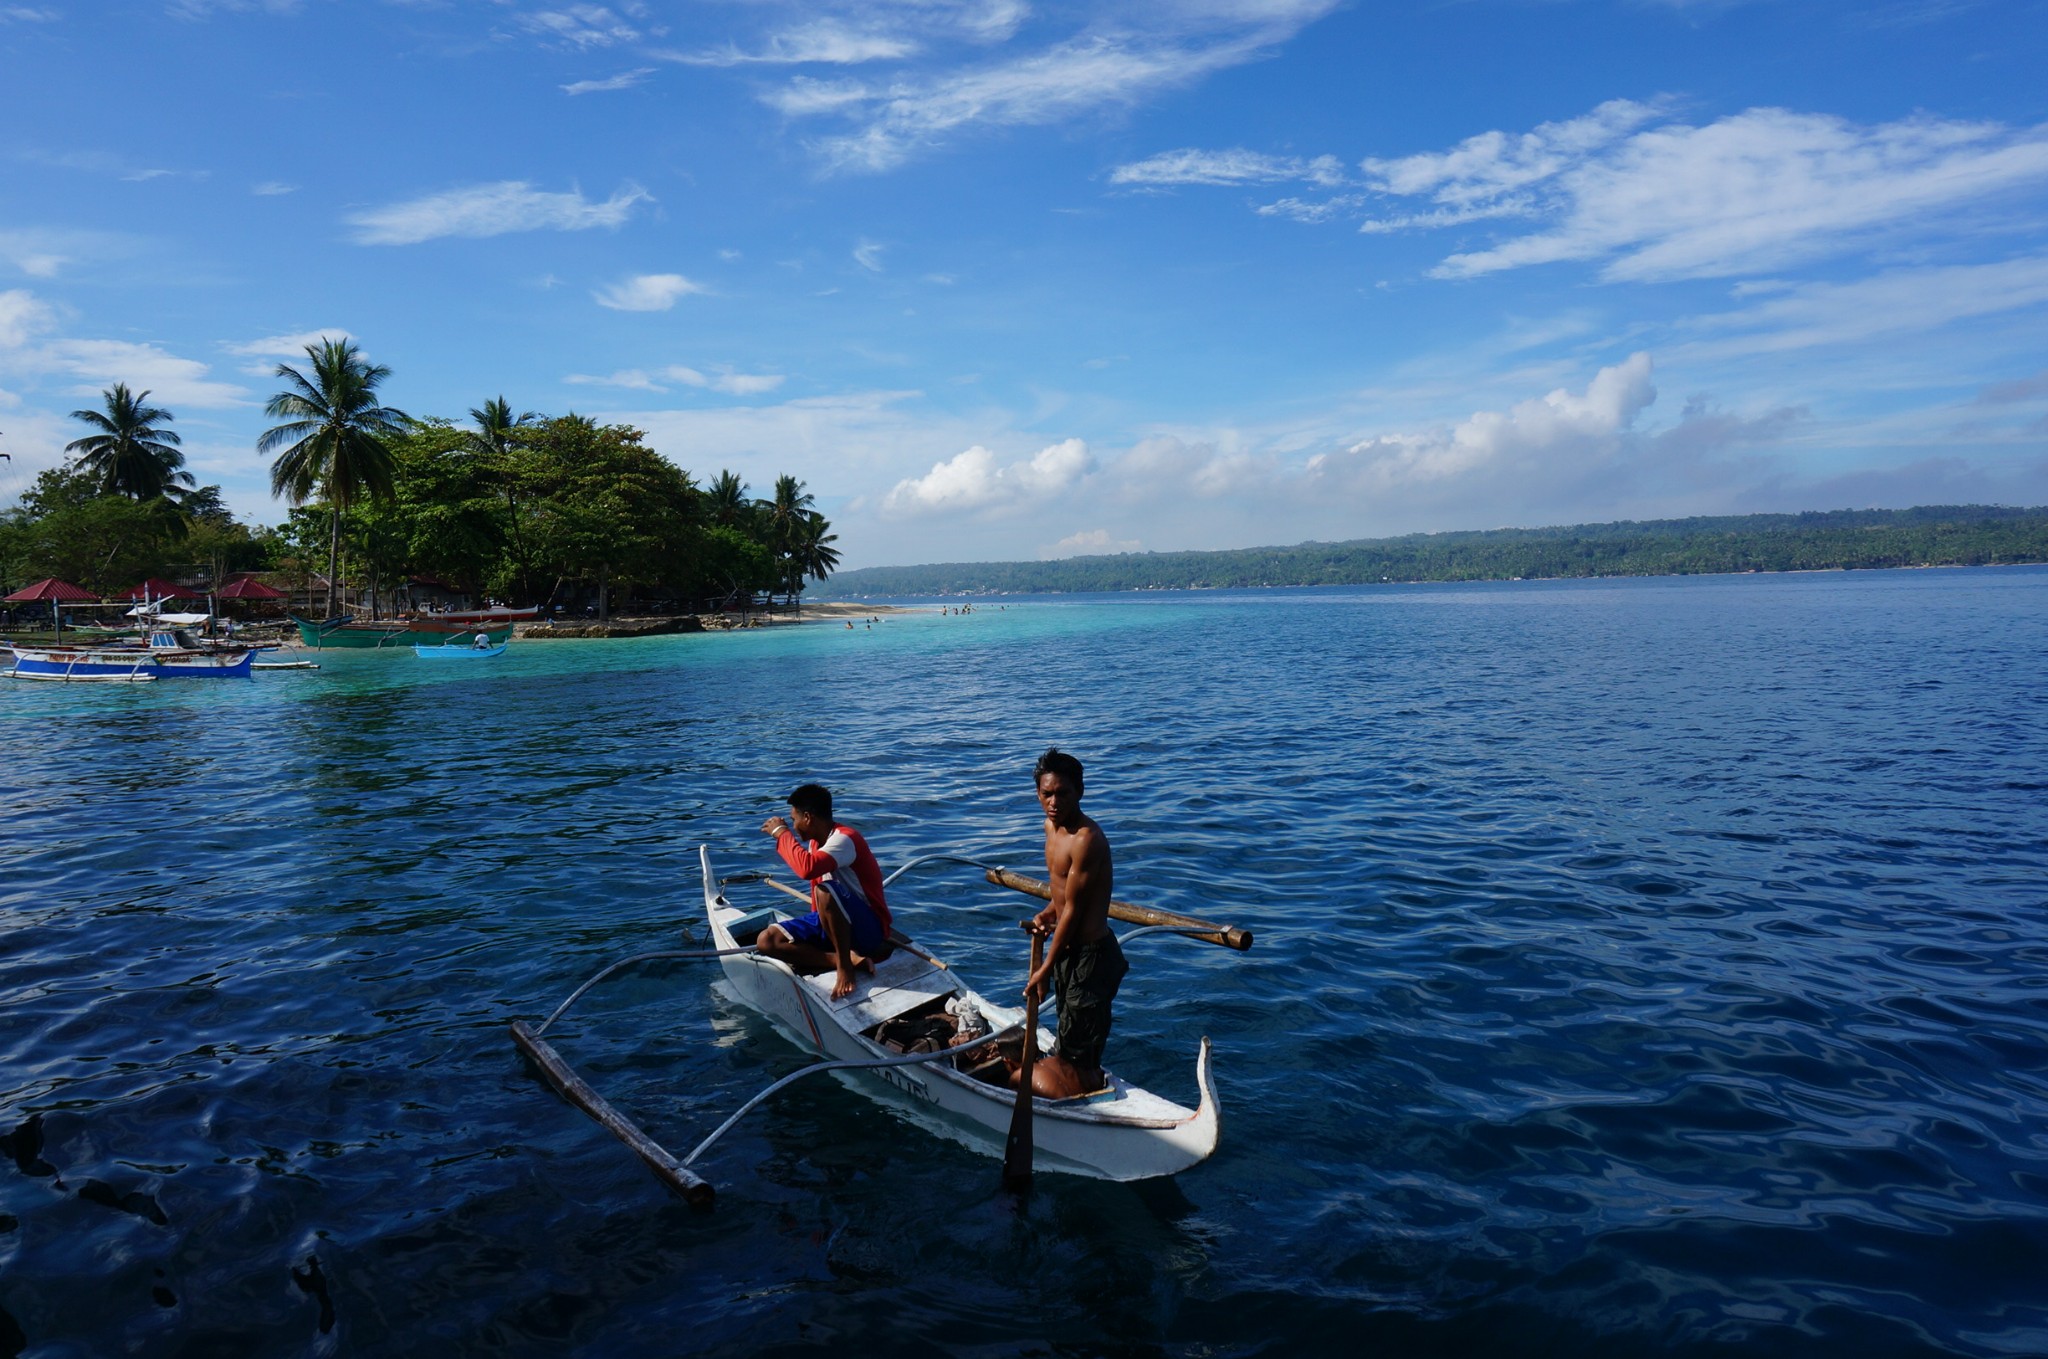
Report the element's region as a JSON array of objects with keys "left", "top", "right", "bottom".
[{"left": 2, "top": 0, "right": 2045, "bottom": 569}]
